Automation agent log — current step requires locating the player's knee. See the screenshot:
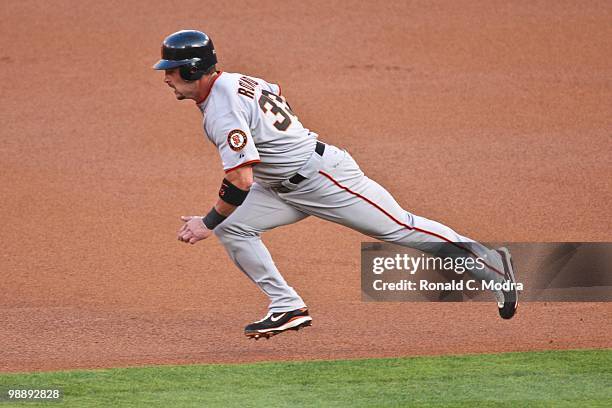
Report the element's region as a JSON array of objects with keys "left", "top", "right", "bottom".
[
  {"left": 214, "top": 220, "right": 257, "bottom": 243},
  {"left": 213, "top": 222, "right": 233, "bottom": 243}
]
